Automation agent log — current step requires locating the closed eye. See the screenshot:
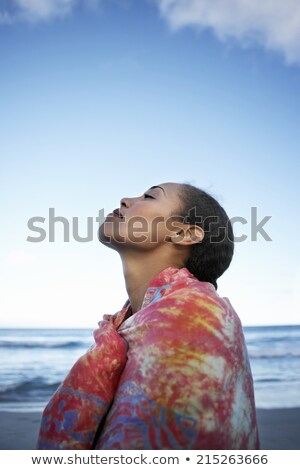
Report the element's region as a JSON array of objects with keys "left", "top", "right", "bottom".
[{"left": 144, "top": 193, "right": 155, "bottom": 199}]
